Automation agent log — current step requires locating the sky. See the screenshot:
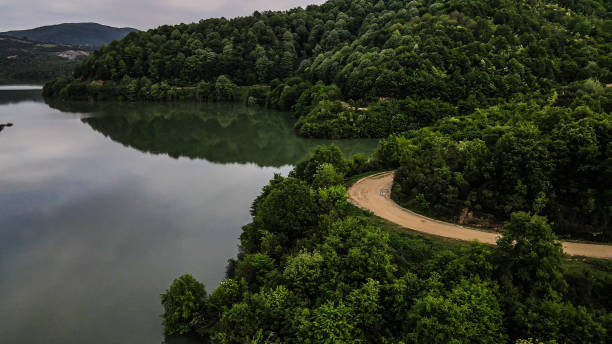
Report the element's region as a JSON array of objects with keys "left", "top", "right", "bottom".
[{"left": 0, "top": 0, "right": 326, "bottom": 32}]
